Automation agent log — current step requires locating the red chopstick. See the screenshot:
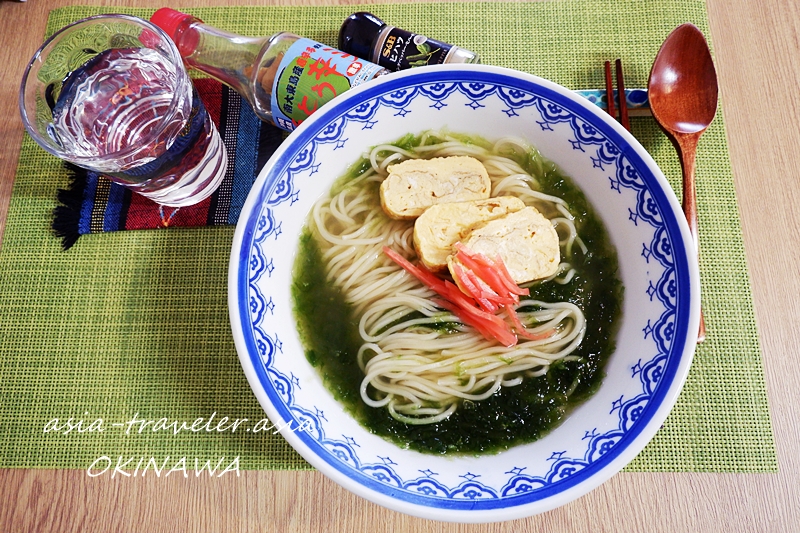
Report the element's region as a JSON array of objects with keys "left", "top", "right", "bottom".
[
  {"left": 604, "top": 59, "right": 630, "bottom": 131},
  {"left": 615, "top": 59, "right": 630, "bottom": 130},
  {"left": 604, "top": 60, "right": 616, "bottom": 121}
]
